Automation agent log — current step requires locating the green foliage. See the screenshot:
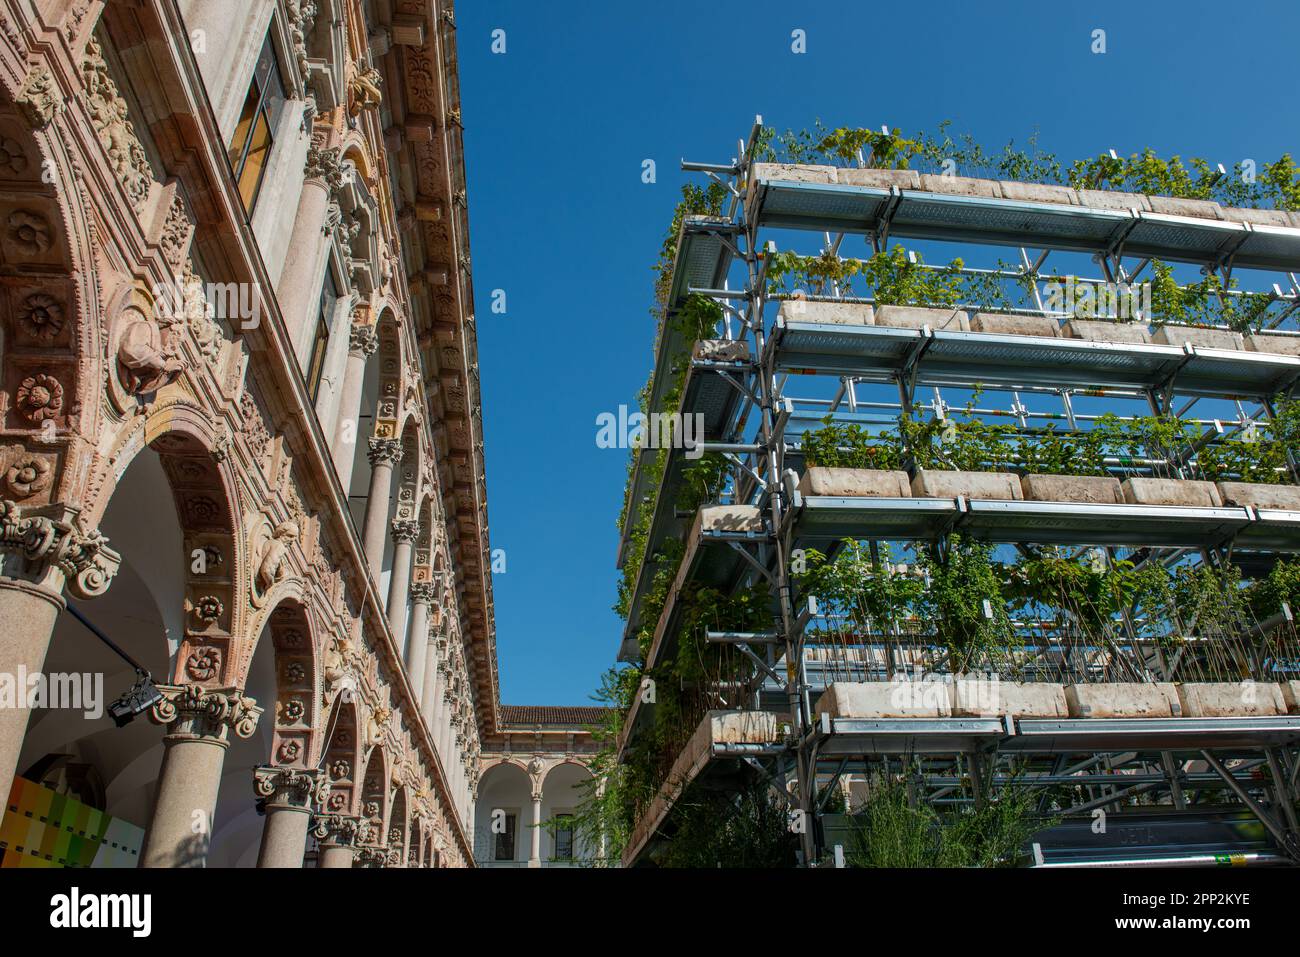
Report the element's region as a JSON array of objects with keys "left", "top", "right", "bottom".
[
  {"left": 657, "top": 782, "right": 799, "bottom": 868},
  {"left": 764, "top": 246, "right": 963, "bottom": 305},
  {"left": 846, "top": 775, "right": 1045, "bottom": 868},
  {"left": 801, "top": 417, "right": 903, "bottom": 470},
  {"left": 756, "top": 121, "right": 1300, "bottom": 210},
  {"left": 1197, "top": 400, "right": 1299, "bottom": 485},
  {"left": 677, "top": 452, "right": 729, "bottom": 512},
  {"left": 1249, "top": 558, "right": 1300, "bottom": 620},
  {"left": 901, "top": 415, "right": 1018, "bottom": 472},
  {"left": 862, "top": 246, "right": 964, "bottom": 307},
  {"left": 1172, "top": 563, "right": 1248, "bottom": 635},
  {"left": 673, "top": 293, "right": 723, "bottom": 341},
  {"left": 1148, "top": 260, "right": 1278, "bottom": 332},
  {"left": 799, "top": 541, "right": 925, "bottom": 630},
  {"left": 918, "top": 536, "right": 1018, "bottom": 671}
]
